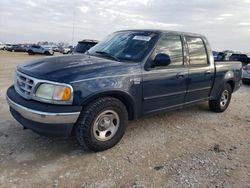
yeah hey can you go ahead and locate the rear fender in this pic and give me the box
[215,71,235,99]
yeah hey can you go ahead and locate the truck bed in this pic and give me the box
[210,61,242,99]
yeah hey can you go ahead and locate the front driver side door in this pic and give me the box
[142,33,188,115]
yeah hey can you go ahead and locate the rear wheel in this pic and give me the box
[75,97,128,151]
[27,50,34,55]
[209,83,232,112]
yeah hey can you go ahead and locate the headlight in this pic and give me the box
[35,83,72,103]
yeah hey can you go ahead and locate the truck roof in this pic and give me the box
[116,29,206,38]
[78,39,99,43]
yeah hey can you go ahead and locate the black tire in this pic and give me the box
[209,83,232,113]
[44,51,50,55]
[242,80,249,85]
[27,50,34,55]
[75,97,128,152]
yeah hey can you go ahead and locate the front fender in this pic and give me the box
[71,74,142,119]
[81,89,138,120]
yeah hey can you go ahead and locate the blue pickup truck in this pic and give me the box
[6,30,242,151]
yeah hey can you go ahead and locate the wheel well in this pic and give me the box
[227,80,235,91]
[82,94,136,121]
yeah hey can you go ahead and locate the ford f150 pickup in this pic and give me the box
[6,30,242,151]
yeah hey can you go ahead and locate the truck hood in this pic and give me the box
[18,55,138,83]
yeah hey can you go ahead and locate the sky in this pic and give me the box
[0,0,250,52]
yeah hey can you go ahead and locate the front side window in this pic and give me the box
[186,36,208,65]
[152,34,184,66]
[88,31,159,62]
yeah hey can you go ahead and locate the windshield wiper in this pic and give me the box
[95,51,120,62]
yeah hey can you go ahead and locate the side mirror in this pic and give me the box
[153,53,171,67]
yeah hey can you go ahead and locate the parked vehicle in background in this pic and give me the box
[213,51,219,60]
[6,29,242,151]
[242,63,250,84]
[52,46,60,52]
[229,54,250,66]
[73,39,98,54]
[27,45,54,55]
[5,44,13,51]
[0,42,6,50]
[48,45,60,52]
[6,44,27,52]
[215,52,233,61]
[60,46,73,54]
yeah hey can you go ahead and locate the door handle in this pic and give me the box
[205,70,211,75]
[176,73,185,79]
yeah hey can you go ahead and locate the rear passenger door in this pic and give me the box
[184,36,215,102]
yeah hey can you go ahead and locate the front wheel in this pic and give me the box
[44,51,50,55]
[27,50,34,55]
[209,83,232,112]
[75,97,128,151]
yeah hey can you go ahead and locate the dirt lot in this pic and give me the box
[0,51,249,188]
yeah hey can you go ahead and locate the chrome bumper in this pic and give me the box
[6,96,80,124]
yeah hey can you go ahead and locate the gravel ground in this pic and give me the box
[0,51,249,188]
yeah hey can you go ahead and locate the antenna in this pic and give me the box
[71,9,76,47]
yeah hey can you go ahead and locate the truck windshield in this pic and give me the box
[88,31,159,62]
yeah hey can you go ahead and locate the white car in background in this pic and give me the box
[5,43,13,50]
[0,42,7,50]
[59,46,73,54]
[242,63,250,84]
[27,45,54,55]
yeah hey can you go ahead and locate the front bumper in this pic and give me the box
[7,86,82,137]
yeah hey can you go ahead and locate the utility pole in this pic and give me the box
[71,9,76,48]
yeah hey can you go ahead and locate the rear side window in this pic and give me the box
[186,36,208,65]
[32,45,40,48]
[153,34,183,66]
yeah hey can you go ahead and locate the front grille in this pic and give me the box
[14,71,35,99]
